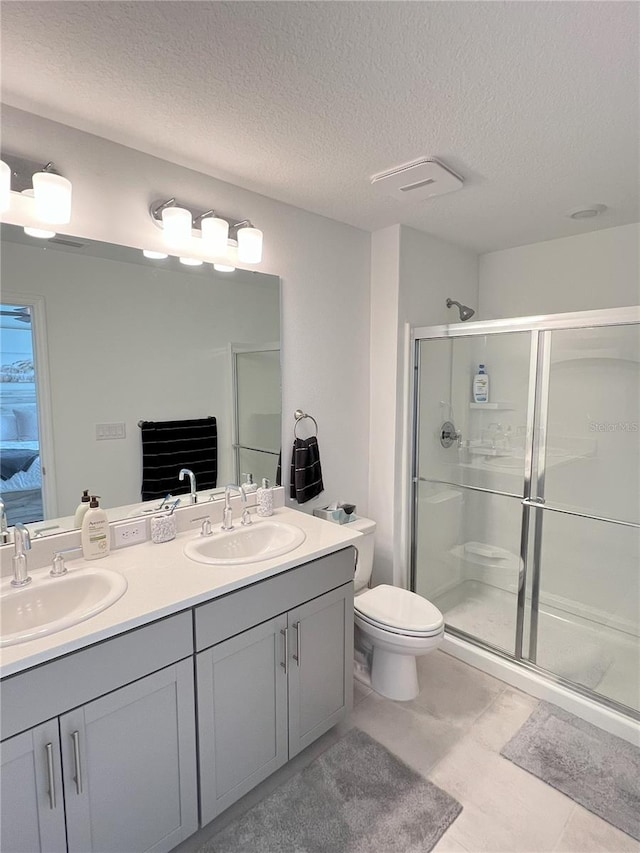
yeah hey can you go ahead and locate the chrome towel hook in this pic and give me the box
[294,409,318,438]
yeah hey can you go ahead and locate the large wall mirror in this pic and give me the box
[0,224,281,538]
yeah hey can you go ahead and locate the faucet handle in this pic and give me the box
[191,515,213,536]
[241,507,253,526]
[51,547,83,577]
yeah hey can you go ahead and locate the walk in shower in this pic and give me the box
[411,306,640,720]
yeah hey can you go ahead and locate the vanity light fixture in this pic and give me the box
[235,220,263,264]
[0,153,73,225]
[149,197,263,267]
[179,257,203,266]
[142,249,169,260]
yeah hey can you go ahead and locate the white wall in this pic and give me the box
[369,225,479,587]
[479,223,640,319]
[1,106,372,515]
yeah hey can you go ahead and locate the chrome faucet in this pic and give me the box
[179,468,197,504]
[222,484,249,531]
[0,499,9,544]
[11,523,32,587]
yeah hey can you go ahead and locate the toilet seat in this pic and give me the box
[354,585,443,637]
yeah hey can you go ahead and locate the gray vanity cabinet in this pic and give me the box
[197,615,290,823]
[195,547,355,825]
[1,611,198,853]
[287,583,353,758]
[0,719,67,853]
[61,659,197,853]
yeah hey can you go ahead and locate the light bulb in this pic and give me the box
[161,206,192,247]
[143,249,169,260]
[237,225,263,264]
[32,171,72,224]
[214,238,237,272]
[24,226,56,239]
[179,257,203,266]
[0,160,10,212]
[201,216,229,255]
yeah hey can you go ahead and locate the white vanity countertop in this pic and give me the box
[0,508,361,679]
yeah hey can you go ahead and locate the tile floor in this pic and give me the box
[177,650,640,853]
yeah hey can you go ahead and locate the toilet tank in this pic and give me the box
[348,516,377,592]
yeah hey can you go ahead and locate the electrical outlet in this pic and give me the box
[113,519,147,548]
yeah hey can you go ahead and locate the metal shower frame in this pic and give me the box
[410,305,640,721]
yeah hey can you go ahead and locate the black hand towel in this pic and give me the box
[290,436,324,504]
[140,416,217,501]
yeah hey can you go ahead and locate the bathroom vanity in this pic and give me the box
[0,507,358,852]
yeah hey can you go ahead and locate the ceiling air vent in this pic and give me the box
[370,158,463,202]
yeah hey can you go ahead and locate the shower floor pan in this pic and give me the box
[433,580,639,713]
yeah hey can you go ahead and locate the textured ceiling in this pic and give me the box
[1,1,638,252]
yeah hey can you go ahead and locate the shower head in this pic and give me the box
[446,298,475,322]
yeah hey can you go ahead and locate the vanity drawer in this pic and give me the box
[195,547,355,652]
[1,611,193,741]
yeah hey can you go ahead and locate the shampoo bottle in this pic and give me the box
[242,473,258,493]
[81,496,111,560]
[74,489,91,528]
[473,364,489,403]
[256,478,273,517]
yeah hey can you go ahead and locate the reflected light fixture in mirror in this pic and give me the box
[180,257,203,266]
[142,249,168,260]
[24,226,56,239]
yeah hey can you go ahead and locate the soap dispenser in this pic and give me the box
[74,489,91,528]
[81,496,111,560]
[256,478,273,517]
[242,473,258,493]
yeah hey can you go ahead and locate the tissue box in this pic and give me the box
[313,506,356,525]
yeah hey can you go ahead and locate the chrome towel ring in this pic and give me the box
[294,409,318,438]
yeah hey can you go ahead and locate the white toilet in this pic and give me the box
[350,517,444,701]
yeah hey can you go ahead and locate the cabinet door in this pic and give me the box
[288,582,353,758]
[61,659,197,853]
[0,719,67,853]
[197,614,288,824]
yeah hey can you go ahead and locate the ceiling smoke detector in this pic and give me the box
[370,158,463,202]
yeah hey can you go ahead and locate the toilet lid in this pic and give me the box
[354,585,443,634]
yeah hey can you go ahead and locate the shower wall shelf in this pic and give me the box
[469,402,514,410]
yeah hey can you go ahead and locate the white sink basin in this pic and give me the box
[0,567,128,647]
[184,520,306,566]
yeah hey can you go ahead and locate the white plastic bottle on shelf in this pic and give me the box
[256,478,273,517]
[81,496,111,559]
[473,364,489,403]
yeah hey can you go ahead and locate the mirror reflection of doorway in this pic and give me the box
[231,344,281,486]
[0,302,45,525]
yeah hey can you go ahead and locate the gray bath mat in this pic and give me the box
[201,728,462,853]
[502,702,640,841]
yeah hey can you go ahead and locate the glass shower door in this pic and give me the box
[524,323,640,713]
[413,331,534,655]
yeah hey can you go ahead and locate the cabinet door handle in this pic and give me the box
[45,742,56,810]
[280,627,289,674]
[71,730,83,795]
[293,621,301,665]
